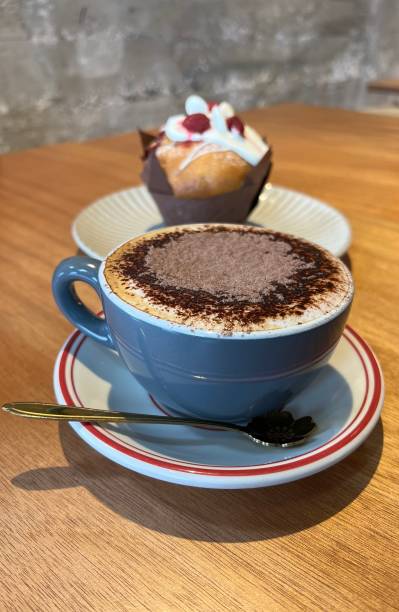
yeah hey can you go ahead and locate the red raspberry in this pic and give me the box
[182,113,210,133]
[227,116,245,136]
[208,101,218,110]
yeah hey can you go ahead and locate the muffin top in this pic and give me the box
[146,95,269,168]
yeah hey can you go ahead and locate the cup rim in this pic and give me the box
[99,258,354,341]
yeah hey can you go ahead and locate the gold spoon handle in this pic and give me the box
[2,402,240,431]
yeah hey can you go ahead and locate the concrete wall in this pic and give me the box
[1,0,398,152]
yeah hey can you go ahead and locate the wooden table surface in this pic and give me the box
[368,78,399,94]
[1,104,399,611]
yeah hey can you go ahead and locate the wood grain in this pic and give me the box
[368,79,399,94]
[1,104,398,611]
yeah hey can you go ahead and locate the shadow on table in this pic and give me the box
[12,418,383,543]
[341,252,352,272]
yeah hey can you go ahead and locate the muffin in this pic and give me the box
[141,95,272,225]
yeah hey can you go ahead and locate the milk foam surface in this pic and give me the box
[104,225,353,334]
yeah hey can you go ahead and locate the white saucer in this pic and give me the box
[53,326,383,489]
[72,184,352,259]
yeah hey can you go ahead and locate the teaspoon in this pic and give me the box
[2,402,316,448]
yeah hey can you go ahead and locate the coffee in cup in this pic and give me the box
[104,225,351,334]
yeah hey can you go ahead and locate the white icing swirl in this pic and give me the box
[163,96,268,166]
[185,95,208,115]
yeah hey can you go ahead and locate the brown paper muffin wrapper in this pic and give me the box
[140,133,272,226]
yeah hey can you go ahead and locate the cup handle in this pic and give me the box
[52,256,115,348]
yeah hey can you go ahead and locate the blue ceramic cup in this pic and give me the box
[52,242,353,424]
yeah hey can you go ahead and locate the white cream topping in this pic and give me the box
[163,95,268,166]
[185,94,208,115]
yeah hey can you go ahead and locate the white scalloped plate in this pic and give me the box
[72,184,351,260]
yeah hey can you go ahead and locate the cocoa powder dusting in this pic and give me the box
[108,227,345,331]
[145,232,311,301]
